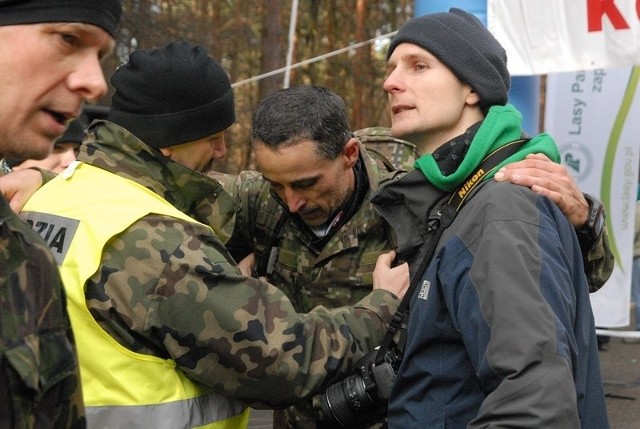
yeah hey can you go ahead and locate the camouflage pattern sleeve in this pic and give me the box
[0,197,85,428]
[34,166,58,184]
[584,226,614,293]
[0,158,11,174]
[207,170,270,262]
[354,127,419,172]
[85,216,399,408]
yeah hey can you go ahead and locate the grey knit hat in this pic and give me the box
[387,8,510,111]
[108,41,236,149]
[0,0,121,38]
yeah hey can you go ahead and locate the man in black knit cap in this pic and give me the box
[0,1,121,428]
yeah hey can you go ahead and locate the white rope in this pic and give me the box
[231,30,398,88]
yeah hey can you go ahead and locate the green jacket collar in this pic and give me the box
[414,104,560,192]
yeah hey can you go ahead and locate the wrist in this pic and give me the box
[575,193,605,252]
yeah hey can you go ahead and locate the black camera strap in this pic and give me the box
[374,138,528,365]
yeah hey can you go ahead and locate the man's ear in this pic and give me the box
[159,147,172,157]
[343,137,360,168]
[465,87,481,107]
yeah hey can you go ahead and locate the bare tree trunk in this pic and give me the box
[259,0,284,100]
[353,0,366,129]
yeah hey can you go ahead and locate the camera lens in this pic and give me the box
[317,348,397,428]
[321,374,374,427]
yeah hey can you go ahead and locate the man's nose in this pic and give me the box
[284,188,305,213]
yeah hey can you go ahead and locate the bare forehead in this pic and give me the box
[255,139,323,164]
[255,140,331,182]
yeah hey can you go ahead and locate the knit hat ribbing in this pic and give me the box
[387,8,510,111]
[56,118,85,145]
[108,41,236,149]
[0,0,121,38]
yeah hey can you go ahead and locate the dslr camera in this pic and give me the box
[317,346,401,428]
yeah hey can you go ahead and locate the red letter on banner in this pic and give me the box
[587,0,630,31]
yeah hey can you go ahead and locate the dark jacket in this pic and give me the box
[374,106,609,428]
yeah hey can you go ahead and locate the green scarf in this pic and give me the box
[414,104,560,192]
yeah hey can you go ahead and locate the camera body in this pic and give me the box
[318,346,400,428]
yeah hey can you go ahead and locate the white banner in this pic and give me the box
[488,0,640,75]
[544,67,640,327]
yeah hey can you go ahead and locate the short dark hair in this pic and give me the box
[251,85,352,160]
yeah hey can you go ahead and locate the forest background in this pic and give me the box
[98,0,415,173]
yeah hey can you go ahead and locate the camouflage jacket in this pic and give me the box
[0,195,85,428]
[213,141,404,428]
[72,121,399,407]
[0,158,11,175]
[353,126,419,172]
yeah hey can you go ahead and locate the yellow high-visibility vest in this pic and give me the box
[23,162,249,429]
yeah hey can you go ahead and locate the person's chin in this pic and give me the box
[391,125,413,141]
[392,121,425,142]
[391,117,415,137]
[199,158,216,174]
[300,212,326,226]
[14,136,55,161]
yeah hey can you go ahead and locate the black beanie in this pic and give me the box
[108,41,236,149]
[0,0,121,38]
[56,118,85,145]
[387,8,510,111]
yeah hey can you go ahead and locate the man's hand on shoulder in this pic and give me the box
[494,153,589,227]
